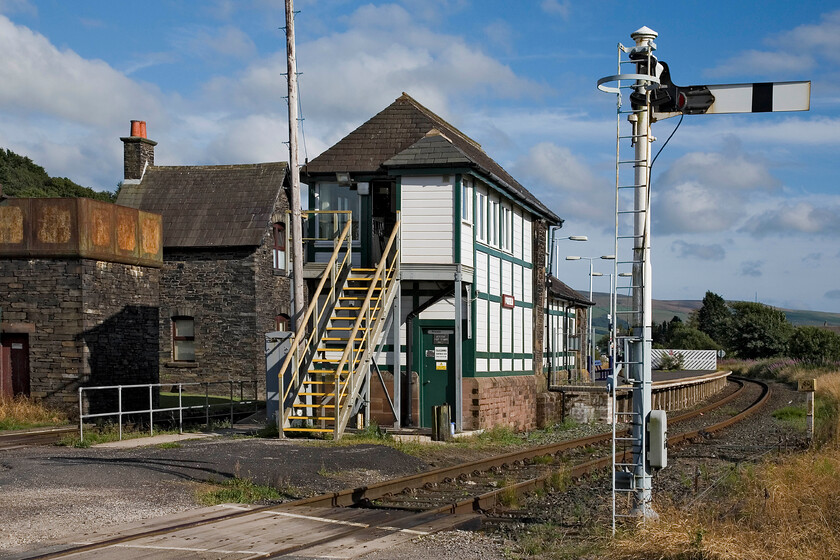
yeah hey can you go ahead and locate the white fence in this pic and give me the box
[651,349,717,371]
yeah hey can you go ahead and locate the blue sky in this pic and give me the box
[1,1,838,312]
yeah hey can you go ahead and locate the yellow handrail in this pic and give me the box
[332,218,401,436]
[278,218,353,412]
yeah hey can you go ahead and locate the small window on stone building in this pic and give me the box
[172,317,196,362]
[272,222,286,272]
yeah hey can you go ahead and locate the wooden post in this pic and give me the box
[285,0,305,329]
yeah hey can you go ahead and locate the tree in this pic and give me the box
[728,301,793,359]
[667,324,719,350]
[788,326,840,364]
[653,315,684,347]
[694,291,732,347]
[0,147,114,201]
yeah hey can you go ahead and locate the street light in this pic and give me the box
[548,229,588,278]
[566,255,616,379]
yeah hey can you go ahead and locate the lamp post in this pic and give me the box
[566,255,615,378]
[546,231,587,383]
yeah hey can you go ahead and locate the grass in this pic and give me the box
[57,423,182,448]
[197,477,296,506]
[605,446,840,559]
[0,396,68,431]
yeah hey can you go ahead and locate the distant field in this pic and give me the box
[587,291,840,338]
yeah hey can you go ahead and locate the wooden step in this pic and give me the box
[293,403,336,409]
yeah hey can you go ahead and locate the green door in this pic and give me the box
[419,327,455,428]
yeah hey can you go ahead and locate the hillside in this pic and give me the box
[0,148,114,202]
[587,291,840,337]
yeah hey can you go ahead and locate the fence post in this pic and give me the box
[149,385,154,436]
[178,384,183,434]
[230,381,234,426]
[205,383,210,428]
[118,386,123,441]
[78,388,84,442]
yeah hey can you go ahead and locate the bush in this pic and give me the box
[729,302,793,359]
[659,352,686,371]
[788,326,840,365]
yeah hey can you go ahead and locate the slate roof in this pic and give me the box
[116,162,287,248]
[303,93,561,224]
[548,275,594,307]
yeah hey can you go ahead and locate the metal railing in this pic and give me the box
[78,380,259,441]
[279,217,354,427]
[332,217,401,438]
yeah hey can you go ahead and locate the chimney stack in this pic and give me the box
[120,120,157,182]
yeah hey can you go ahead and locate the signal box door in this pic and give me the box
[419,327,455,428]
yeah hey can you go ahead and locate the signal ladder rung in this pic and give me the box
[618,135,647,140]
[617,210,646,215]
[615,462,643,468]
[618,159,648,164]
[618,108,649,114]
[617,235,644,239]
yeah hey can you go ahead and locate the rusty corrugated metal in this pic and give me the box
[0,198,162,267]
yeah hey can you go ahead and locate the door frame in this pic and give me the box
[1,332,31,399]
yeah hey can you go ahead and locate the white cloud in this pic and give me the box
[0,0,35,15]
[540,0,570,18]
[706,50,813,78]
[658,149,779,192]
[513,142,613,225]
[174,25,258,61]
[0,15,164,128]
[671,240,726,261]
[740,201,840,237]
[826,289,840,300]
[775,9,840,62]
[741,260,764,277]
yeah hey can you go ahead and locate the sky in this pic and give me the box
[1,0,838,312]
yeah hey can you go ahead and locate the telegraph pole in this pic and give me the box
[285,0,304,328]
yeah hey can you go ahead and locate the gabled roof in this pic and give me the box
[116,162,287,248]
[548,275,593,307]
[303,93,561,224]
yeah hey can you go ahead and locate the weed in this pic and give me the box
[498,478,519,508]
[773,405,807,431]
[198,477,292,506]
[546,468,570,492]
[0,396,68,431]
[532,454,554,465]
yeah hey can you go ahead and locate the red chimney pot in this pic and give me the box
[129,120,147,139]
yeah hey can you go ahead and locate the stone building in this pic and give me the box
[0,196,162,413]
[116,122,291,396]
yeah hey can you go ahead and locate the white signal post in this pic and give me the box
[597,27,810,524]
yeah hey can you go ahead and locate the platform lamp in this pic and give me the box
[546,231,587,383]
[566,255,616,378]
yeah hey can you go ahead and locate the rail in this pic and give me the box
[279,217,354,426]
[77,380,259,441]
[332,217,401,438]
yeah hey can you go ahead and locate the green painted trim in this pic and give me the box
[544,307,575,318]
[465,170,556,223]
[476,244,532,268]
[395,176,401,213]
[454,174,461,264]
[476,292,533,309]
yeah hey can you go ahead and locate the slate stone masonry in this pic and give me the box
[0,257,159,415]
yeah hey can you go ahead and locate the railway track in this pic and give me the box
[0,426,76,451]
[16,376,769,560]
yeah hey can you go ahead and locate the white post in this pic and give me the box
[630,26,656,519]
[588,258,594,376]
[285,0,305,329]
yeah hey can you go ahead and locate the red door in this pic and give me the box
[1,334,30,399]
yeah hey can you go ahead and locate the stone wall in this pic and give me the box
[158,247,263,395]
[0,257,159,414]
[462,375,537,431]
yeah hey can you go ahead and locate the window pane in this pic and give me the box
[174,318,194,338]
[174,340,196,362]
